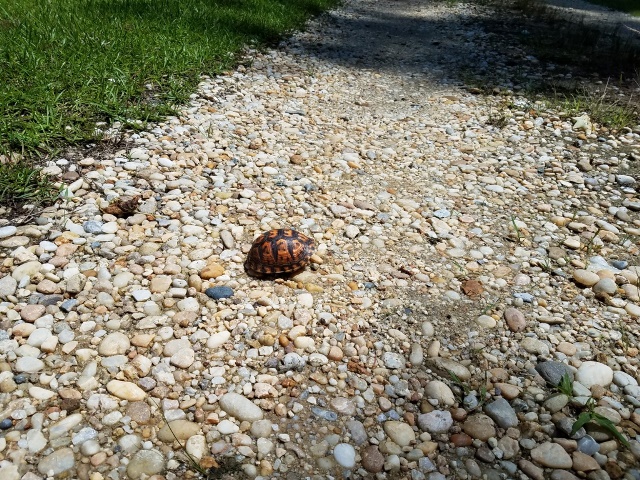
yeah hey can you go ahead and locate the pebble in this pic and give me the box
[205,286,234,300]
[535,361,573,386]
[576,361,613,388]
[106,380,146,401]
[530,442,573,468]
[504,307,526,332]
[383,421,415,447]
[219,393,263,421]
[361,445,385,473]
[126,449,165,479]
[484,398,518,428]
[37,448,75,476]
[573,269,600,287]
[333,443,356,468]
[424,380,456,406]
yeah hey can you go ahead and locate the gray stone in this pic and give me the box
[417,410,453,433]
[484,397,518,428]
[535,361,572,386]
[37,448,75,476]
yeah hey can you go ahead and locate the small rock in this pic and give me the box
[576,361,613,389]
[383,421,415,447]
[219,392,263,421]
[417,410,453,433]
[504,307,526,332]
[361,445,384,473]
[530,442,573,468]
[333,443,356,469]
[205,286,234,300]
[484,398,518,428]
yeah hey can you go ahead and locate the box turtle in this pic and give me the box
[244,229,316,276]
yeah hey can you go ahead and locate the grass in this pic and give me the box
[0,158,60,210]
[0,0,338,156]
[587,0,640,16]
[0,0,337,215]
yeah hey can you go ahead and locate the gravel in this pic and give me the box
[0,0,639,478]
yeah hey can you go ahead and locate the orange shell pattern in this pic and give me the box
[244,229,315,275]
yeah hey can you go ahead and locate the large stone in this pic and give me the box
[423,380,455,406]
[462,414,496,441]
[127,449,166,479]
[157,420,201,442]
[383,421,415,447]
[106,380,146,401]
[575,361,613,389]
[530,442,573,468]
[37,447,75,476]
[219,392,263,421]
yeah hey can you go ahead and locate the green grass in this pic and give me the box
[0,159,60,209]
[0,0,337,155]
[587,0,640,16]
[541,84,638,130]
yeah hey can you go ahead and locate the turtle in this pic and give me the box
[244,228,316,276]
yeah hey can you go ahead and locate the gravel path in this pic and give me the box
[1,0,640,479]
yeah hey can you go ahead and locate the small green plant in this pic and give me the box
[510,215,523,244]
[583,225,603,258]
[479,296,500,316]
[449,371,489,410]
[571,398,631,448]
[0,159,59,210]
[556,373,574,397]
[150,398,242,479]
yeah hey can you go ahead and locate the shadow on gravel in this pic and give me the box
[297,0,640,95]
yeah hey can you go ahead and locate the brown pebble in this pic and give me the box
[450,408,467,422]
[278,335,289,347]
[200,263,225,280]
[504,307,526,332]
[450,433,473,447]
[361,445,384,473]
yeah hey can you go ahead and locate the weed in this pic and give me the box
[510,215,523,244]
[583,225,603,258]
[479,297,500,316]
[546,373,630,448]
[449,371,490,410]
[0,159,59,211]
[150,398,241,479]
[571,398,631,448]
[556,373,574,397]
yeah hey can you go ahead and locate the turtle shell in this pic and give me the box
[244,229,315,276]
